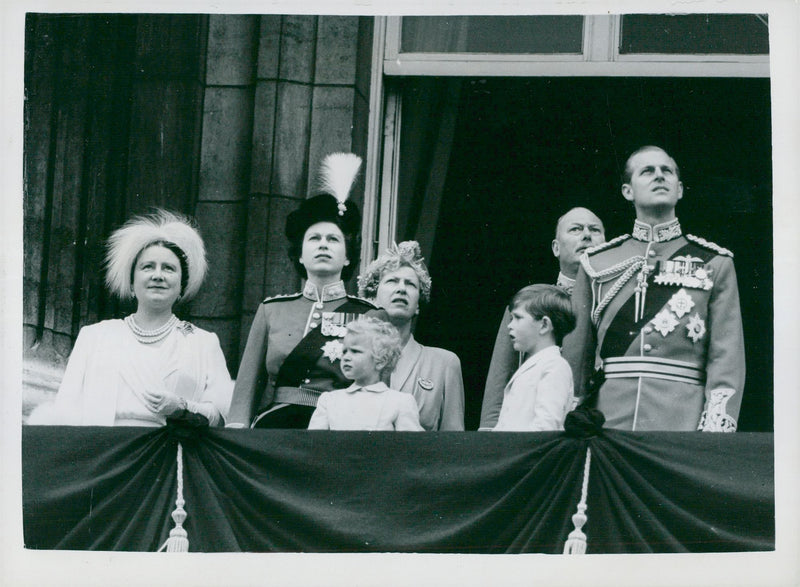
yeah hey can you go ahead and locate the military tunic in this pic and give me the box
[564,219,745,432]
[228,281,375,427]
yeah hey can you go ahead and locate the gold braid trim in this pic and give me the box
[685,234,734,257]
[584,234,631,257]
[591,259,646,325]
[262,292,303,304]
[579,237,646,326]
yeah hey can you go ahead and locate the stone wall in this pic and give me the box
[23,14,207,368]
[22,14,374,408]
[191,14,373,374]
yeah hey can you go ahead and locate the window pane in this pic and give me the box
[400,16,584,54]
[620,14,769,54]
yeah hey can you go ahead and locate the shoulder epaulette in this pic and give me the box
[262,292,302,304]
[685,234,733,257]
[586,234,631,256]
[346,294,377,307]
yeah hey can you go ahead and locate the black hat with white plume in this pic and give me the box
[285,153,363,280]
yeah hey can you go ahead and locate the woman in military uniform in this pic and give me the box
[227,154,376,428]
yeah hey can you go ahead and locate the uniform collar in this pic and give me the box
[303,280,347,302]
[556,272,575,295]
[344,381,389,394]
[631,218,682,243]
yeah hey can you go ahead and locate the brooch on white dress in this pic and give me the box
[416,378,434,391]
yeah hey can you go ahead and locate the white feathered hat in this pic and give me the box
[105,209,207,301]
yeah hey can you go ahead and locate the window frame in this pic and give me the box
[361,15,770,266]
[383,15,769,77]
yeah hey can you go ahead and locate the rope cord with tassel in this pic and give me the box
[590,259,645,325]
[563,446,592,555]
[580,252,646,325]
[158,442,189,552]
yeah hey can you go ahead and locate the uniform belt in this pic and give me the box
[602,356,706,385]
[274,386,325,407]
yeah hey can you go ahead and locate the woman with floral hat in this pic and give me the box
[358,241,465,430]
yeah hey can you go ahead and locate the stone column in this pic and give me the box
[236,15,371,371]
[190,15,259,372]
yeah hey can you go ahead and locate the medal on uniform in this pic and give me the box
[651,308,679,336]
[320,311,360,362]
[321,312,357,337]
[667,288,695,318]
[686,313,707,343]
[653,255,713,290]
[321,339,344,362]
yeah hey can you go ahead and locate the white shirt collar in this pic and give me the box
[518,344,561,370]
[344,381,389,394]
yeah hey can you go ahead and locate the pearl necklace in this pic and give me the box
[125,314,179,344]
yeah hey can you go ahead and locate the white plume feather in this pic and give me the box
[318,153,362,204]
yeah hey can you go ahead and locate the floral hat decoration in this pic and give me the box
[357,241,432,303]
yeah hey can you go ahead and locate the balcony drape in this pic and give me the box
[22,426,773,553]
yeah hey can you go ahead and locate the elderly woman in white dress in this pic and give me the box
[358,241,465,430]
[30,210,232,427]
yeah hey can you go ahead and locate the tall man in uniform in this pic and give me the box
[478,207,605,430]
[563,146,745,431]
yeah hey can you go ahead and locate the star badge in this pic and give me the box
[651,309,679,337]
[686,313,706,343]
[321,339,344,363]
[667,288,695,318]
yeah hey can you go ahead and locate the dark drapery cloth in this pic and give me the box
[22,426,774,553]
[586,432,773,553]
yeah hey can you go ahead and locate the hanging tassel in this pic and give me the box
[563,447,592,555]
[158,442,189,552]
